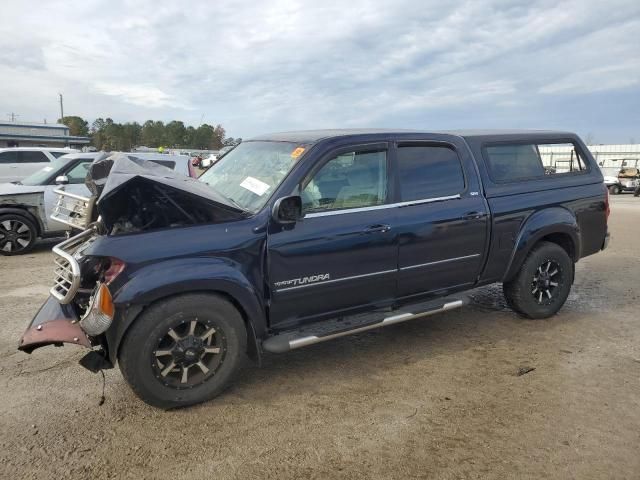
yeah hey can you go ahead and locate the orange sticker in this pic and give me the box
[291,147,305,159]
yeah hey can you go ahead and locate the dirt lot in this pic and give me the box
[1,196,639,479]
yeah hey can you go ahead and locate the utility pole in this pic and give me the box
[7,113,18,122]
[59,93,64,121]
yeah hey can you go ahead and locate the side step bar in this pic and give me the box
[262,299,466,354]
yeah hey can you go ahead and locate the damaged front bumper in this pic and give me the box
[18,296,91,353]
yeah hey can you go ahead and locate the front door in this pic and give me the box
[394,141,489,299]
[267,143,398,329]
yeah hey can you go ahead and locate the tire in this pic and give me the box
[0,213,38,255]
[119,293,247,409]
[503,241,574,319]
[608,184,621,195]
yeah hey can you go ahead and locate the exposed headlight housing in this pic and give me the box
[79,283,115,336]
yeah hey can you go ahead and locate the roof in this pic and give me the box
[249,128,577,144]
[0,133,91,144]
[0,146,78,152]
[0,122,68,130]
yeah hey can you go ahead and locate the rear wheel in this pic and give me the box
[119,293,247,409]
[0,213,37,255]
[503,241,574,319]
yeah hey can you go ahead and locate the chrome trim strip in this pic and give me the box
[287,300,464,350]
[275,269,396,292]
[400,253,481,271]
[304,194,461,218]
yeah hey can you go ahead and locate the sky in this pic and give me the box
[1,0,639,143]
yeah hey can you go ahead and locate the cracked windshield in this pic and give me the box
[199,141,305,213]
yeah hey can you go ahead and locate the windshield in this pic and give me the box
[199,141,306,212]
[20,155,73,186]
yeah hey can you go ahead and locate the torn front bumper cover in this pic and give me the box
[18,296,91,353]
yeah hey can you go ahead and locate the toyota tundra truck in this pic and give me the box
[18,129,610,408]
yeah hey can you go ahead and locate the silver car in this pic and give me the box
[0,147,79,183]
[0,153,94,255]
[0,152,195,255]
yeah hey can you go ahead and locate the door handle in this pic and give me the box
[363,224,391,234]
[461,211,486,220]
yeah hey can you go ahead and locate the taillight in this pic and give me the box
[103,257,125,284]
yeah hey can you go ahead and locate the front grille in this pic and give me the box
[51,229,95,304]
[50,188,96,231]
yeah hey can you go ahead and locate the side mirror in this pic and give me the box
[55,175,69,185]
[272,195,302,224]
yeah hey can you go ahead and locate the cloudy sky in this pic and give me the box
[1,0,639,142]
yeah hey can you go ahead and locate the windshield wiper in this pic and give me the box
[224,196,248,212]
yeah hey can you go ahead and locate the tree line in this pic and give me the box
[59,116,241,151]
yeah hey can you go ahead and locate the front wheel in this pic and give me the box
[0,213,37,255]
[608,184,621,195]
[119,293,247,409]
[503,241,574,319]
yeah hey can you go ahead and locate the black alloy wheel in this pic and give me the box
[119,293,246,409]
[503,241,574,319]
[530,260,563,305]
[0,214,37,255]
[153,318,227,389]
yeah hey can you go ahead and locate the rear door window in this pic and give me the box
[396,145,465,201]
[0,151,19,164]
[485,142,588,182]
[18,151,49,163]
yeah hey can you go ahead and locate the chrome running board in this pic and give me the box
[262,298,466,353]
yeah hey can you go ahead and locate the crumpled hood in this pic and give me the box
[88,153,237,208]
[87,153,247,234]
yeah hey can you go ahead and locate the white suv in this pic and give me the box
[0,147,78,183]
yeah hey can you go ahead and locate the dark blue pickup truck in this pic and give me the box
[19,129,610,408]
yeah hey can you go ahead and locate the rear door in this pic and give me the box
[0,151,20,182]
[17,151,51,179]
[394,139,489,299]
[267,142,398,328]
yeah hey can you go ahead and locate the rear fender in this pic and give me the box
[106,258,266,365]
[502,207,580,282]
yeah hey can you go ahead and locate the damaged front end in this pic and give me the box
[19,153,248,370]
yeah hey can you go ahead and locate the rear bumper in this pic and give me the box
[602,231,610,251]
[18,296,91,353]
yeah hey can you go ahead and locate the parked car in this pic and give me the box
[19,129,609,408]
[200,154,217,168]
[0,152,195,254]
[0,153,94,254]
[128,152,197,178]
[605,167,640,194]
[0,147,79,183]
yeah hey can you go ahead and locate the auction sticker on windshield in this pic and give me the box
[240,176,270,196]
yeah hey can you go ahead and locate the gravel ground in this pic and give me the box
[1,196,639,479]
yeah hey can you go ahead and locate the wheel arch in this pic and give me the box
[0,206,43,236]
[502,207,580,283]
[105,262,267,364]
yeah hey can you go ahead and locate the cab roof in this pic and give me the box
[249,129,577,144]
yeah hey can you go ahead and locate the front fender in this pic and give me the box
[503,207,580,282]
[105,257,266,364]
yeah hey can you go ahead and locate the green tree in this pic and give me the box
[165,121,187,147]
[58,116,89,136]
